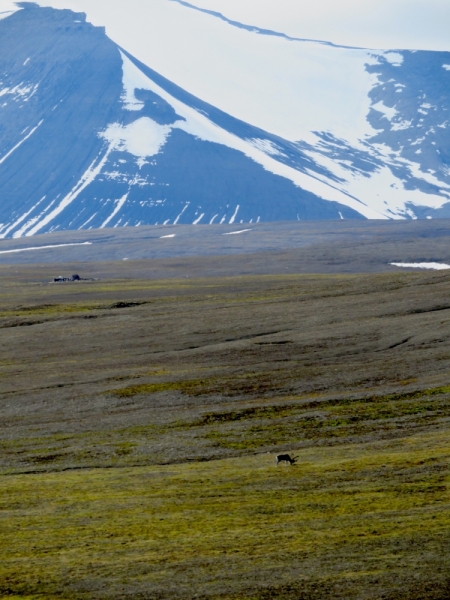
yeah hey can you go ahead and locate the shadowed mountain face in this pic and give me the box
[0,3,450,238]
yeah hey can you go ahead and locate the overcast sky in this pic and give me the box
[185,0,450,51]
[1,0,449,51]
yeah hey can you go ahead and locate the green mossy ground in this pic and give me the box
[1,430,449,599]
[2,270,450,597]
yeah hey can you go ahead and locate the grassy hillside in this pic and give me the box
[1,267,450,598]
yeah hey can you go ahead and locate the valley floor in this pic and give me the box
[1,265,449,598]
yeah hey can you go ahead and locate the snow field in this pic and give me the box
[36,0,380,143]
[117,53,386,219]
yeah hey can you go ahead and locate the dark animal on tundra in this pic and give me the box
[276,454,298,466]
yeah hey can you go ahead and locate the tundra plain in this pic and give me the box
[1,253,450,598]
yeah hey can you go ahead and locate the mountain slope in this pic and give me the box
[0,2,449,237]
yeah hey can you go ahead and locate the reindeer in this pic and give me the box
[276,453,298,466]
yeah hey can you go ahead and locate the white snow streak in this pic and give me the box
[173,203,190,224]
[0,120,43,165]
[0,83,39,101]
[223,229,252,235]
[79,212,98,229]
[24,145,114,236]
[121,58,145,110]
[391,262,450,270]
[247,138,285,157]
[229,205,240,224]
[0,196,46,239]
[193,213,205,224]
[12,198,59,238]
[0,242,92,255]
[101,193,129,228]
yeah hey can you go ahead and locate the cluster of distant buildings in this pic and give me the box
[53,274,81,283]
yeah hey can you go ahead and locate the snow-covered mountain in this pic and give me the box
[0,1,450,237]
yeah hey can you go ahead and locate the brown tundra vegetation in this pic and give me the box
[0,256,449,599]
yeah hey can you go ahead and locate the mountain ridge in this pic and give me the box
[0,2,449,237]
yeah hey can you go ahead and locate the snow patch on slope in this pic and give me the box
[246,138,286,157]
[391,262,450,270]
[372,101,398,121]
[101,118,173,166]
[223,229,252,235]
[384,52,403,66]
[302,140,450,217]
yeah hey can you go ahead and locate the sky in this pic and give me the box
[1,0,449,51]
[185,0,450,51]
